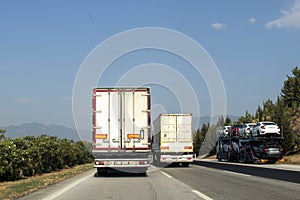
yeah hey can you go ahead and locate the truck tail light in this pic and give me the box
[187,157,192,160]
[95,134,108,139]
[139,161,148,165]
[95,161,105,165]
[127,134,140,139]
[184,146,193,149]
[161,146,169,150]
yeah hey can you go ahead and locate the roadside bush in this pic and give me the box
[0,135,93,181]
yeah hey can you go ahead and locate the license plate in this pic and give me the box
[269,149,279,154]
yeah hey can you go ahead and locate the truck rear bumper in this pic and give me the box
[160,154,193,163]
[94,158,150,168]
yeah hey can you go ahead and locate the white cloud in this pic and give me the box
[248,18,256,24]
[265,0,300,29]
[211,23,226,30]
[13,98,43,103]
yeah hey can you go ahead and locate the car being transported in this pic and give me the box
[239,123,256,137]
[251,122,280,137]
[219,126,231,137]
[249,138,284,163]
[230,124,244,137]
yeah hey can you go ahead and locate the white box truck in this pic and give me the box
[92,88,151,175]
[152,114,194,167]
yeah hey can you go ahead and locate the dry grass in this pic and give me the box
[284,153,300,164]
[0,163,93,200]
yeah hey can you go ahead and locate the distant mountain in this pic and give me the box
[1,115,239,140]
[1,122,91,141]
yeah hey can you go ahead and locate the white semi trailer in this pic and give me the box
[92,88,151,175]
[152,114,194,167]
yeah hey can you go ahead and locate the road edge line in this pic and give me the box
[42,171,94,200]
[192,190,214,200]
[161,171,172,178]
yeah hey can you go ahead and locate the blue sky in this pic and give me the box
[1,0,300,129]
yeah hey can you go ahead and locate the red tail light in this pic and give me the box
[264,147,268,152]
[139,161,148,165]
[280,147,283,152]
[261,126,265,129]
[95,161,105,165]
[247,128,250,130]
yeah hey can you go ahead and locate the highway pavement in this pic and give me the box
[18,161,300,200]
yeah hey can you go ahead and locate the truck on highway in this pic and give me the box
[216,126,284,164]
[152,114,194,167]
[92,88,151,175]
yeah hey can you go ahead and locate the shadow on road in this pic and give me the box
[93,169,147,178]
[193,160,300,184]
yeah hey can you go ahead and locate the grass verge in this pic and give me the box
[0,163,93,200]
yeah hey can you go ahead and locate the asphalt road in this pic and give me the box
[18,163,300,200]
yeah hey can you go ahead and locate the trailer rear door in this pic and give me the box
[93,88,150,151]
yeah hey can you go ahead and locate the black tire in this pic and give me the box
[244,154,249,163]
[227,152,231,162]
[153,154,157,166]
[217,153,221,161]
[97,168,107,176]
[237,152,243,162]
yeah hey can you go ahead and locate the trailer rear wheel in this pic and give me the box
[97,168,107,176]
[217,153,222,161]
[227,152,232,161]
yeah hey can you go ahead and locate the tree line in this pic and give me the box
[194,66,300,156]
[0,134,93,181]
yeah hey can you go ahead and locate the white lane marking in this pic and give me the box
[161,171,172,178]
[192,190,214,200]
[222,170,251,177]
[42,171,94,200]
